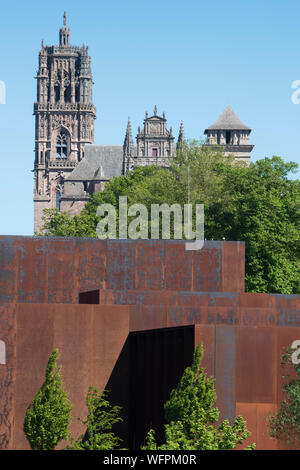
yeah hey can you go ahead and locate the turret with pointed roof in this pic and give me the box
[204,106,254,165]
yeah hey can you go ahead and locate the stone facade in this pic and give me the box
[123,106,176,173]
[33,13,96,233]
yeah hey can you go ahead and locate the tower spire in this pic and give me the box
[124,117,133,154]
[59,12,70,47]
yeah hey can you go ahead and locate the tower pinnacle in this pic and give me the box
[59,12,70,47]
[177,121,185,148]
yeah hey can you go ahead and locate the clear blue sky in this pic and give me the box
[0,0,299,235]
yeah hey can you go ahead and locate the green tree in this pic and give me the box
[141,343,255,450]
[23,349,72,450]
[67,387,123,450]
[266,345,300,448]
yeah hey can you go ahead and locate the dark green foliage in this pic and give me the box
[23,349,72,450]
[266,346,300,447]
[141,343,255,450]
[67,387,123,450]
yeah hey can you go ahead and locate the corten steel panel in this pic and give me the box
[47,238,76,303]
[106,240,136,291]
[0,237,17,304]
[254,328,276,403]
[240,293,270,309]
[100,289,176,307]
[236,326,300,406]
[16,238,47,304]
[75,238,107,295]
[12,303,130,450]
[0,303,16,449]
[236,327,258,403]
[129,305,169,332]
[192,243,222,292]
[135,240,165,290]
[222,242,245,293]
[164,242,193,290]
[240,294,300,327]
[167,306,239,327]
[194,325,216,378]
[240,307,274,327]
[90,289,241,309]
[268,293,300,312]
[215,326,236,423]
[177,291,210,307]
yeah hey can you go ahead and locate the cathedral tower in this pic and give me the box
[33,13,96,233]
[204,106,253,165]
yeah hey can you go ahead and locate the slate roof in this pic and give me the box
[66,145,124,181]
[204,106,251,132]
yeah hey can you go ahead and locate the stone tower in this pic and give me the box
[33,13,96,233]
[204,105,254,165]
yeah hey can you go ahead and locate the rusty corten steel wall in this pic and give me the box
[0,236,299,450]
[0,237,245,304]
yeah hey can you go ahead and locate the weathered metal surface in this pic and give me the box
[0,237,246,304]
[215,326,236,423]
[0,302,16,449]
[0,236,299,450]
[222,242,245,293]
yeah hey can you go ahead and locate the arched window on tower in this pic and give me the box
[56,132,68,158]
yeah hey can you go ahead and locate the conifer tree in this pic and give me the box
[23,349,72,450]
[142,343,255,450]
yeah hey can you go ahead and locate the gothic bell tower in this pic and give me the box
[33,13,96,233]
